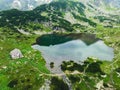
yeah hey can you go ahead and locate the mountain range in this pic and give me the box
[0,0,120,11]
[0,0,52,11]
[0,0,119,33]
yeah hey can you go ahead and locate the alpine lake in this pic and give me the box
[32,33,114,73]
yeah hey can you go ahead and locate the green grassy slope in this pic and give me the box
[0,27,50,90]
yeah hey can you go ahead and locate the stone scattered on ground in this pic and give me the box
[96,80,104,90]
[10,48,23,59]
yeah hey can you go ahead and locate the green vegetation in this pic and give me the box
[0,0,120,90]
[0,24,120,89]
[0,27,49,90]
[50,77,69,90]
[94,16,116,23]
[36,33,99,46]
[50,62,54,68]
[72,13,97,27]
[0,0,97,32]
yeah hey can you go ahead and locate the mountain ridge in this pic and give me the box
[0,0,120,11]
[0,0,119,33]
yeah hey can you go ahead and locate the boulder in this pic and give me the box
[10,48,23,59]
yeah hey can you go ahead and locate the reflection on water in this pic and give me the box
[32,39,114,72]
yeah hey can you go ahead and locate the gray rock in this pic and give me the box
[10,48,23,59]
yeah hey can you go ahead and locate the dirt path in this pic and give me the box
[39,70,82,77]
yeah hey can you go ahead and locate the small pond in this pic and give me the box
[32,33,114,73]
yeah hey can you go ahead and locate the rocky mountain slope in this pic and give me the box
[84,0,120,9]
[0,0,52,11]
[0,0,120,11]
[0,0,119,33]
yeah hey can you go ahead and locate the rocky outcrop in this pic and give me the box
[10,48,23,59]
